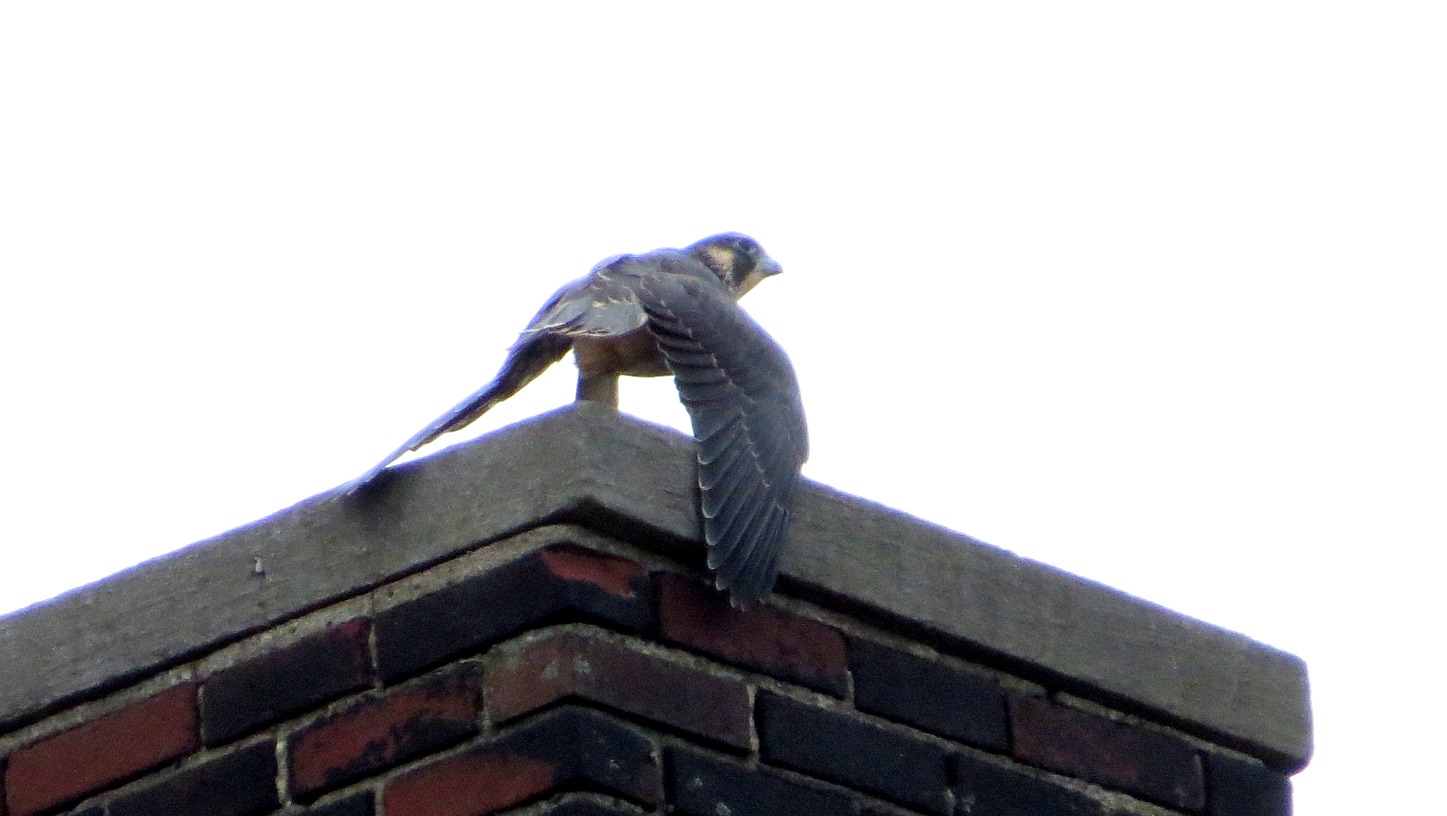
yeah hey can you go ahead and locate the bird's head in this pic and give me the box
[686,232,782,297]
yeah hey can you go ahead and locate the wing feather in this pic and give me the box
[522,256,653,339]
[694,412,743,456]
[732,506,791,602]
[637,272,808,605]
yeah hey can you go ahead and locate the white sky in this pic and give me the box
[3,4,1443,812]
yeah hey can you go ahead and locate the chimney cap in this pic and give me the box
[0,402,1310,769]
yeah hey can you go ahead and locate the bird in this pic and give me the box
[346,233,808,605]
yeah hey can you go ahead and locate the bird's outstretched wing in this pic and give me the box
[637,273,808,605]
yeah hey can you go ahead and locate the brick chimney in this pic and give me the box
[0,403,1310,816]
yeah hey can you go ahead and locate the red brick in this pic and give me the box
[385,751,558,816]
[537,548,648,598]
[657,573,849,696]
[1011,696,1204,811]
[486,627,752,750]
[5,684,198,816]
[288,665,481,798]
[203,618,375,744]
[383,706,661,816]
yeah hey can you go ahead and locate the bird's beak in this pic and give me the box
[734,254,783,298]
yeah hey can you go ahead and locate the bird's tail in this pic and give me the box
[345,333,571,493]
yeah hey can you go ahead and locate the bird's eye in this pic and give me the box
[734,236,758,255]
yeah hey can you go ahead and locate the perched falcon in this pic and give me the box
[347,233,808,605]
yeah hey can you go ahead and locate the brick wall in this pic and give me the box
[0,407,1308,816]
[1,528,1292,816]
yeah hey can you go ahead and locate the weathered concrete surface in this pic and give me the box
[0,403,1311,770]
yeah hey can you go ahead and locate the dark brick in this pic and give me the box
[376,547,652,682]
[486,627,751,750]
[305,790,374,816]
[756,691,951,814]
[858,807,933,816]
[5,684,198,816]
[1205,753,1291,816]
[527,795,643,815]
[953,752,1104,816]
[668,746,854,816]
[289,664,480,798]
[657,573,850,696]
[108,740,278,816]
[851,637,1007,751]
[383,706,662,816]
[1011,696,1204,811]
[203,618,374,744]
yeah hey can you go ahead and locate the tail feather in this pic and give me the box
[345,333,570,493]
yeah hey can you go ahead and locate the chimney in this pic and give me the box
[0,403,1309,816]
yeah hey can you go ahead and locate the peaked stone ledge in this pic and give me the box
[0,403,1311,770]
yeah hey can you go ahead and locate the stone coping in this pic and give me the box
[0,403,1311,769]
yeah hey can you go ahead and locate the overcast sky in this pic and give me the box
[3,4,1443,813]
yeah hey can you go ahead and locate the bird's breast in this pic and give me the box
[573,328,672,378]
